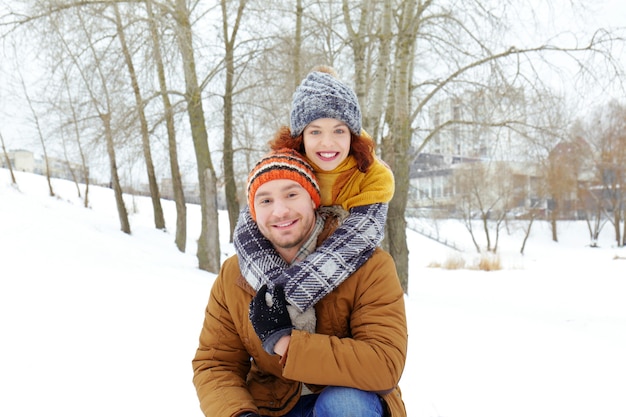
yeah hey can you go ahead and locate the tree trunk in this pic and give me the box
[342,0,367,111]
[221,0,245,243]
[103,112,131,234]
[613,209,621,247]
[382,28,414,292]
[622,207,626,247]
[114,3,165,231]
[520,215,535,255]
[293,0,303,86]
[73,7,130,234]
[366,0,391,142]
[0,131,17,185]
[381,0,422,293]
[482,214,492,252]
[175,0,220,272]
[60,128,82,198]
[60,66,90,207]
[19,69,54,197]
[146,0,186,251]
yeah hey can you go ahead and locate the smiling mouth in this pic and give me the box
[318,152,339,160]
[273,219,297,228]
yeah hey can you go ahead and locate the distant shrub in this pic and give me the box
[429,252,502,271]
[427,253,466,269]
[474,253,502,271]
[442,253,466,270]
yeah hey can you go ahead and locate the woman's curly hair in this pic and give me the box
[268,125,375,173]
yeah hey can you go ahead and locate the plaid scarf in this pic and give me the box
[234,203,386,312]
[291,213,326,265]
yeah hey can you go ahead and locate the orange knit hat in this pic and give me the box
[247,148,321,220]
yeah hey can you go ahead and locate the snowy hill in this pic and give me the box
[2,168,625,417]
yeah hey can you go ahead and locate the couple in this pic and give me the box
[192,67,408,417]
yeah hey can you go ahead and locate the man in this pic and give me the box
[192,148,407,417]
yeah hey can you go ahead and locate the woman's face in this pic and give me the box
[302,118,351,171]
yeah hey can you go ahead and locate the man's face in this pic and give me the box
[253,179,317,261]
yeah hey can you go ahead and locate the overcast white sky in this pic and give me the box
[0,1,624,154]
[598,0,626,27]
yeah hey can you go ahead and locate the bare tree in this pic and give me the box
[379,0,423,292]
[59,65,91,208]
[53,5,131,234]
[172,0,220,272]
[16,60,54,197]
[145,0,187,252]
[341,0,370,110]
[293,0,303,85]
[568,118,607,247]
[547,137,587,240]
[58,115,83,199]
[597,101,626,247]
[578,181,607,248]
[0,130,17,185]
[365,0,391,144]
[341,0,392,146]
[515,92,575,243]
[220,0,246,242]
[112,2,165,230]
[451,161,519,253]
[577,100,626,247]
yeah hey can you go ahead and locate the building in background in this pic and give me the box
[1,149,88,183]
[409,87,545,218]
[2,149,35,172]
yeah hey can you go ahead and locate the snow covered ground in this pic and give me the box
[2,168,625,417]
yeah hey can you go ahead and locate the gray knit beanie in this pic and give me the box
[290,68,362,138]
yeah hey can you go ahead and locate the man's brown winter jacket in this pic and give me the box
[192,245,407,417]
